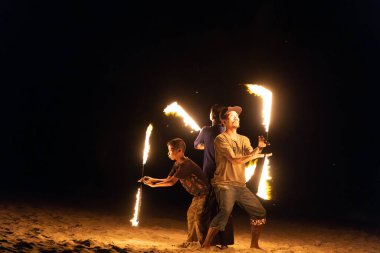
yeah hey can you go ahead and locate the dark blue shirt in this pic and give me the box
[194,124,225,181]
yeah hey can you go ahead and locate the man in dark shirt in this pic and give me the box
[139,138,209,248]
[194,104,226,180]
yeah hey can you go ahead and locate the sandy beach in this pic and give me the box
[1,200,379,253]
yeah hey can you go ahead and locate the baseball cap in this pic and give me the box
[219,106,242,120]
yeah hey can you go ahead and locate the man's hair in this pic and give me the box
[167,138,186,153]
[210,104,223,123]
[219,106,229,121]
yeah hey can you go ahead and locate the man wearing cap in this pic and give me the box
[202,106,267,249]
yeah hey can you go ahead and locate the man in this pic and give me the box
[194,104,226,181]
[194,104,234,249]
[202,106,267,249]
[139,138,209,248]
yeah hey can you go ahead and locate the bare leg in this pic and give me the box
[201,227,219,249]
[250,224,264,249]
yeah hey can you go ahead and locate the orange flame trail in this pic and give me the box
[245,160,258,182]
[130,124,153,227]
[245,84,273,200]
[142,124,153,166]
[130,188,141,227]
[257,156,272,199]
[164,102,201,132]
[245,84,272,133]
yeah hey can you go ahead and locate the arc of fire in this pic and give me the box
[163,101,201,132]
[130,124,153,227]
[245,84,273,200]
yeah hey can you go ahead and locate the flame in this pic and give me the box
[245,160,257,182]
[257,156,272,200]
[245,84,273,200]
[245,84,272,133]
[163,102,201,132]
[130,187,141,226]
[131,124,152,227]
[143,124,153,165]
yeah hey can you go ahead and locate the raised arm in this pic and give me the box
[194,127,205,150]
[238,135,267,163]
[215,135,266,165]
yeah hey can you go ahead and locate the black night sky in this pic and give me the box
[1,1,380,226]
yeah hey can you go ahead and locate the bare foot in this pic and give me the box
[250,244,266,251]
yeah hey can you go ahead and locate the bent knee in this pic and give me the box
[249,207,266,219]
[257,207,266,218]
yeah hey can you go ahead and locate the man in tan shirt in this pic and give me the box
[202,106,267,249]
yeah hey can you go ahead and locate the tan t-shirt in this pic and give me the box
[212,132,254,187]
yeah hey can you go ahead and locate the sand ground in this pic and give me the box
[0,202,379,253]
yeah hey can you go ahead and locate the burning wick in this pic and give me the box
[130,187,141,226]
[163,101,201,132]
